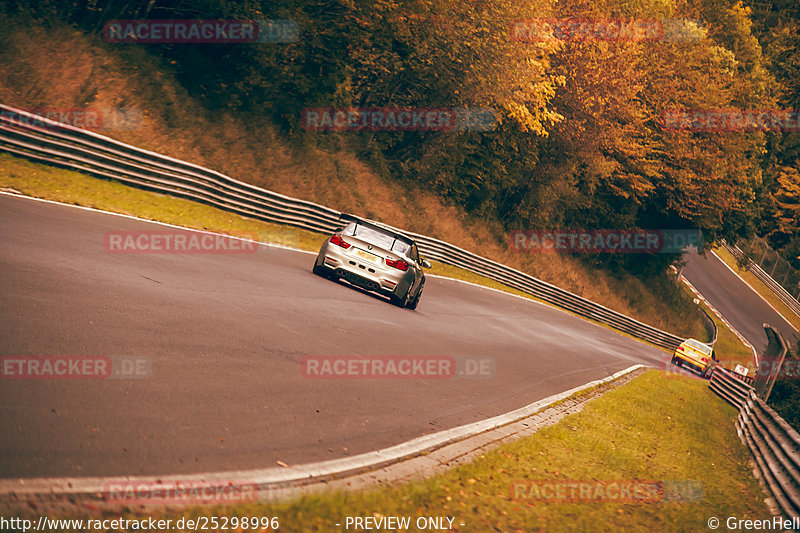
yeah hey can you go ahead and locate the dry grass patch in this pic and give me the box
[0,15,705,338]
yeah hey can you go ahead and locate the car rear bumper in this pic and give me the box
[673,352,710,371]
[315,242,413,296]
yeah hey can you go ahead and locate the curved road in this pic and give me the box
[0,194,668,479]
[682,250,799,354]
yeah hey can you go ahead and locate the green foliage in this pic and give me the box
[3,0,795,280]
[741,0,800,268]
[768,344,800,430]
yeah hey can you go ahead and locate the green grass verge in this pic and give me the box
[0,152,673,353]
[28,371,770,532]
[0,153,331,252]
[180,372,772,532]
[713,246,800,333]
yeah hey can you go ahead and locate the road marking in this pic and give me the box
[709,249,798,333]
[0,190,315,255]
[680,275,758,367]
[0,364,646,499]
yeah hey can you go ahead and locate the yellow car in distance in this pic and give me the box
[672,338,717,378]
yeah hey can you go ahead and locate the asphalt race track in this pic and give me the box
[1,193,669,479]
[682,250,799,354]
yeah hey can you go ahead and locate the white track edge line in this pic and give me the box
[0,364,646,496]
[0,190,316,255]
[1,190,629,330]
[710,249,799,333]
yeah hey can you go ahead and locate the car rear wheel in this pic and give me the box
[313,263,331,277]
[390,286,416,308]
[407,282,424,310]
[389,293,407,307]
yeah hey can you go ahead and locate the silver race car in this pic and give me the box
[313,214,431,309]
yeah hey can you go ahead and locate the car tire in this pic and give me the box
[313,263,330,277]
[407,282,424,310]
[390,288,412,308]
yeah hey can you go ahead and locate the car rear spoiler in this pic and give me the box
[338,213,414,246]
[338,213,361,233]
[339,213,360,223]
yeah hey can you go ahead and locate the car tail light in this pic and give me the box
[385,258,409,271]
[701,357,708,363]
[677,346,684,351]
[330,235,351,249]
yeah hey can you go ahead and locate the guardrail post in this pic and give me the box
[759,325,789,403]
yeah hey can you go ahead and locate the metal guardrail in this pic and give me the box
[710,362,800,521]
[700,307,718,346]
[720,240,800,320]
[739,390,800,521]
[709,366,754,409]
[0,104,686,350]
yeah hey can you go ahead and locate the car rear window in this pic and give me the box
[686,339,712,355]
[347,223,410,254]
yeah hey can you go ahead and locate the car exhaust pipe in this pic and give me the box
[333,270,378,290]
